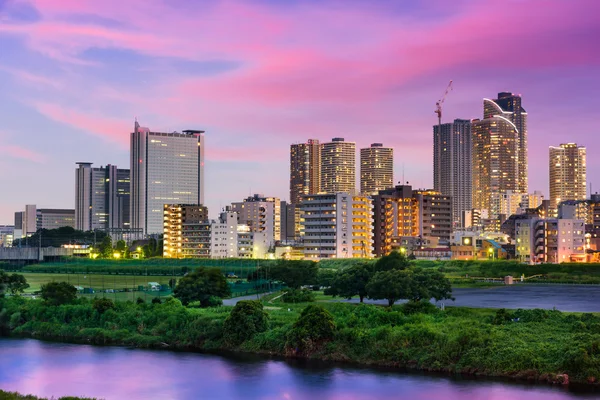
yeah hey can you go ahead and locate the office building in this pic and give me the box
[360,143,393,194]
[549,143,586,210]
[300,193,373,259]
[433,119,472,227]
[130,120,205,235]
[0,225,14,247]
[75,162,130,232]
[231,194,281,244]
[290,139,321,205]
[472,98,520,220]
[13,212,24,239]
[36,209,75,230]
[321,138,356,194]
[163,204,210,258]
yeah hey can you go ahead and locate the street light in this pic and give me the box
[488,247,494,260]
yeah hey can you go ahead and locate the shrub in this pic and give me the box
[40,282,77,306]
[151,297,162,305]
[282,289,315,303]
[223,300,269,346]
[286,305,336,355]
[492,308,512,325]
[205,296,223,307]
[92,298,115,314]
[400,301,439,315]
[136,297,144,305]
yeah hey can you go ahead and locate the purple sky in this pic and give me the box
[0,0,599,223]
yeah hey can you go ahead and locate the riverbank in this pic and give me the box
[1,296,599,387]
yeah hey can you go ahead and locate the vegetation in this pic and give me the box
[223,300,268,346]
[281,288,315,303]
[0,390,97,400]
[366,269,414,307]
[0,272,30,296]
[325,263,371,302]
[40,282,77,306]
[11,226,108,248]
[2,295,599,385]
[173,268,231,307]
[267,260,319,289]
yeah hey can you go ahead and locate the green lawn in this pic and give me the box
[20,272,174,293]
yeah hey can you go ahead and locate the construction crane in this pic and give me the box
[434,80,453,192]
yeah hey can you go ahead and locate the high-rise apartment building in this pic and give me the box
[472,98,520,219]
[360,143,393,194]
[130,121,205,235]
[549,143,586,210]
[75,162,130,232]
[231,194,281,244]
[35,208,75,230]
[433,119,472,227]
[300,193,373,259]
[290,139,321,204]
[493,92,528,193]
[321,138,356,194]
[163,204,210,258]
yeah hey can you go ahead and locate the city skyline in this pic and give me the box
[1,0,600,223]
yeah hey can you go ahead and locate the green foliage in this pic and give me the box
[316,268,337,288]
[92,298,115,314]
[40,281,77,306]
[11,227,108,249]
[97,236,113,258]
[411,269,453,302]
[151,297,162,304]
[223,300,269,346]
[400,300,439,315]
[0,390,98,400]
[373,251,410,272]
[493,308,512,325]
[136,297,144,304]
[0,272,30,296]
[286,305,336,355]
[173,268,230,306]
[269,260,318,289]
[327,263,372,302]
[366,269,413,307]
[282,288,315,303]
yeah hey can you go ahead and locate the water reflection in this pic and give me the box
[0,339,596,400]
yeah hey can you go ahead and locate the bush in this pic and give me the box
[92,298,115,314]
[223,301,269,346]
[282,289,315,303]
[136,297,144,304]
[400,301,438,315]
[151,297,162,305]
[40,282,77,306]
[492,308,512,325]
[286,305,336,355]
[205,296,223,307]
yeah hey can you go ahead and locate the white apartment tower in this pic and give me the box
[130,121,205,235]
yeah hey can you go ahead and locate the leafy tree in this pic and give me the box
[286,305,336,355]
[327,263,372,303]
[115,240,127,253]
[0,270,7,297]
[40,282,77,306]
[92,298,115,314]
[173,268,231,307]
[97,236,113,258]
[410,269,453,302]
[373,251,410,272]
[151,297,162,304]
[6,274,30,295]
[366,269,414,307]
[12,226,109,248]
[223,300,269,346]
[136,297,145,305]
[168,278,177,289]
[282,288,315,303]
[316,268,337,288]
[269,260,318,289]
[493,308,513,325]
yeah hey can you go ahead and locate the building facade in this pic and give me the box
[320,138,356,194]
[0,225,14,247]
[36,209,75,230]
[231,194,281,244]
[75,162,130,232]
[163,204,210,258]
[290,139,321,205]
[300,193,373,259]
[360,143,393,194]
[549,143,586,211]
[472,98,519,221]
[433,119,472,228]
[130,121,205,235]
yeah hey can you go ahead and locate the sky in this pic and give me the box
[0,0,599,223]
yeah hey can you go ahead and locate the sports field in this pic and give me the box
[20,273,174,293]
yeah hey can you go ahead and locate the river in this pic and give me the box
[0,339,597,400]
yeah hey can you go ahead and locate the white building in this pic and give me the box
[130,121,205,235]
[210,210,269,259]
[300,192,373,259]
[515,217,585,264]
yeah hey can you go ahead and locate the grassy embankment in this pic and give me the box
[2,295,599,385]
[0,390,96,400]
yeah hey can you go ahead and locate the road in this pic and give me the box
[227,285,600,312]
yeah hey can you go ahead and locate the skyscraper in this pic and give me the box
[493,92,528,193]
[433,119,472,227]
[75,162,130,231]
[290,139,321,205]
[549,143,587,210]
[321,138,356,194]
[130,121,205,235]
[360,143,393,194]
[472,99,519,219]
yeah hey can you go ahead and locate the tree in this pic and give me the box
[373,251,410,272]
[173,268,231,306]
[168,278,177,290]
[366,269,414,307]
[7,274,29,295]
[269,260,318,289]
[223,300,269,346]
[115,240,127,253]
[0,271,7,297]
[40,282,77,306]
[93,298,115,314]
[411,269,453,302]
[327,263,372,303]
[97,236,113,258]
[286,305,336,355]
